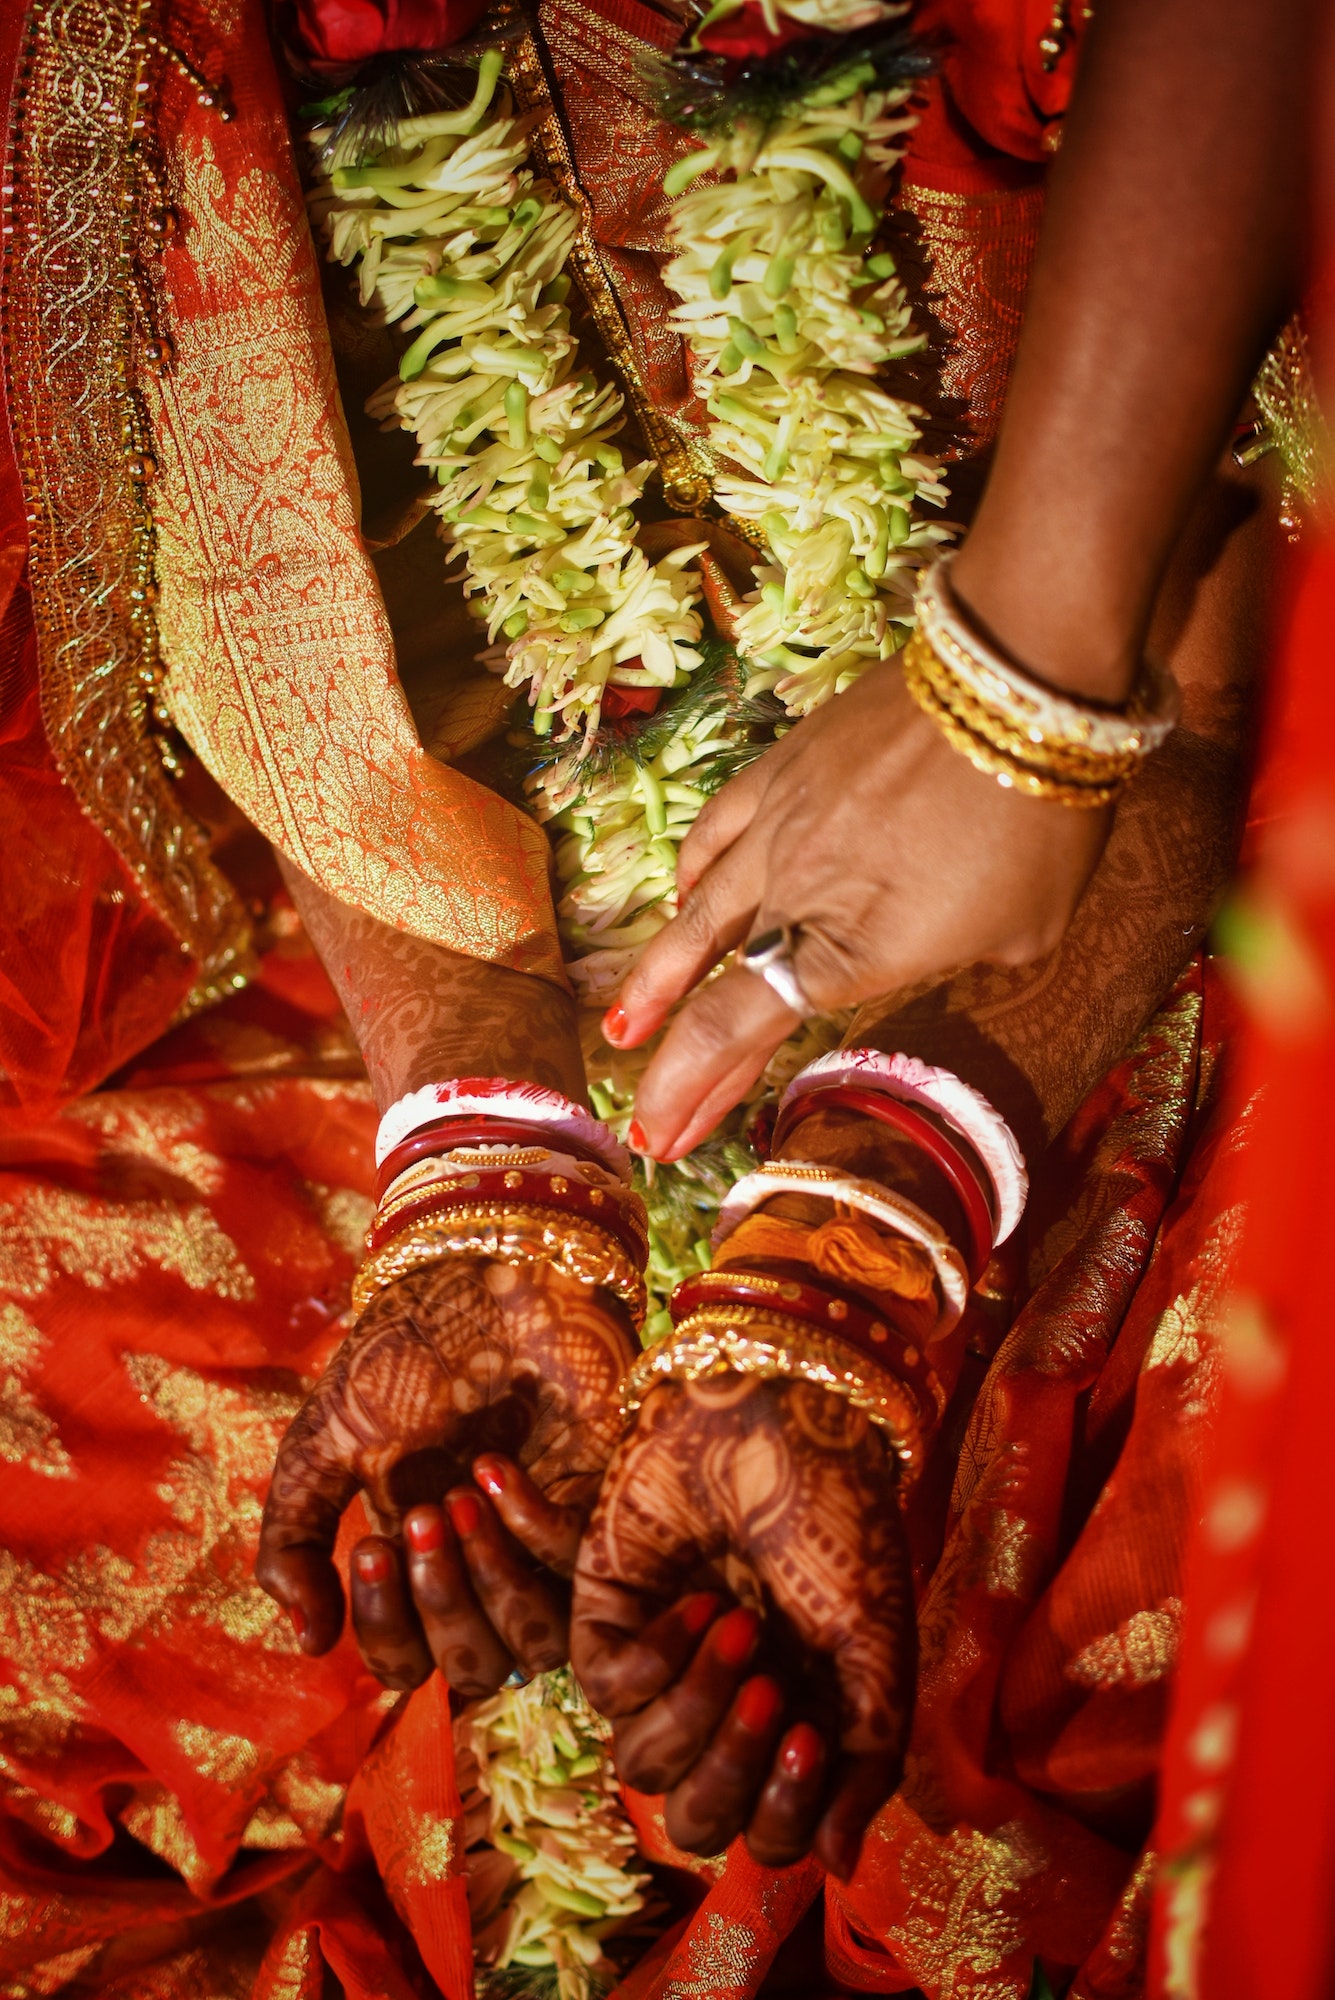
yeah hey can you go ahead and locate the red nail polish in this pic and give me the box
[449,1492,481,1537]
[406,1510,445,1553]
[779,1722,823,1782]
[736,1676,782,1734]
[681,1592,720,1638]
[627,1118,649,1153]
[713,1606,759,1668]
[603,1004,629,1045]
[289,1603,308,1641]
[355,1546,393,1583]
[474,1461,505,1499]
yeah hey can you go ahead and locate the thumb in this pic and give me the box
[255,1395,358,1657]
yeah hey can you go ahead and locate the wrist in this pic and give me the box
[948,541,1142,707]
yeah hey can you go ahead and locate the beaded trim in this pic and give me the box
[351,1202,647,1325]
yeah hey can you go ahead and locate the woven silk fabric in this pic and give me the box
[144,1,564,983]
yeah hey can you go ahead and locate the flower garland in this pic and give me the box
[661,54,951,714]
[312,48,705,741]
[461,1670,650,1996]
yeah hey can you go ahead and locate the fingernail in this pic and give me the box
[627,1118,649,1154]
[289,1603,308,1641]
[603,1004,629,1045]
[713,1606,759,1668]
[681,1591,720,1637]
[355,1546,393,1583]
[406,1510,445,1553]
[449,1492,481,1537]
[474,1460,505,1499]
[780,1722,823,1781]
[736,1675,782,1734]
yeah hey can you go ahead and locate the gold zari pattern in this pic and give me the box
[622,1303,923,1473]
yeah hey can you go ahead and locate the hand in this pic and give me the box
[604,663,1110,1158]
[569,1373,916,1880]
[256,1256,635,1692]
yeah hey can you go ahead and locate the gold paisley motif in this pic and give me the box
[0,1188,254,1303]
[886,1819,1047,2000]
[0,1306,72,1480]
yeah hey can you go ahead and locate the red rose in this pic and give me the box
[695,4,821,59]
[290,0,490,68]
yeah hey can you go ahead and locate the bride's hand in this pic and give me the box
[569,1374,916,1880]
[256,1258,635,1692]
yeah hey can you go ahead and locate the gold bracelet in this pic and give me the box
[907,632,1144,786]
[903,636,1124,808]
[621,1303,924,1478]
[352,1202,647,1326]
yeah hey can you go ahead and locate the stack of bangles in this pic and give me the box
[903,554,1179,807]
[622,1050,1028,1487]
[351,1079,649,1327]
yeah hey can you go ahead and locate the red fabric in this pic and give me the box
[1150,542,1335,1998]
[908,0,1084,172]
[287,0,491,67]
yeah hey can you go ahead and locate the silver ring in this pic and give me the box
[503,1667,532,1690]
[737,925,817,1017]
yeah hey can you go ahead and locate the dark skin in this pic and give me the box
[604,0,1317,1159]
[571,509,1258,1875]
[257,862,626,1688]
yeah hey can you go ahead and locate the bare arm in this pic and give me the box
[277,852,586,1109]
[952,0,1317,699]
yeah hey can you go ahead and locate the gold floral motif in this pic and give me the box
[2,0,250,1004]
[0,1944,99,1998]
[301,1183,374,1260]
[887,1819,1047,1999]
[172,1716,265,1788]
[0,1187,254,1302]
[1066,1600,1183,1691]
[120,1781,213,1893]
[404,1812,459,1887]
[67,1100,228,1199]
[982,1508,1035,1600]
[663,1908,762,1997]
[256,1928,323,2000]
[0,1306,72,1480]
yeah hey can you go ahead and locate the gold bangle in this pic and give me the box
[907,632,1143,785]
[352,1202,647,1326]
[621,1303,924,1478]
[903,637,1124,808]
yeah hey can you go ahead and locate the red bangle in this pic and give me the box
[772,1084,994,1286]
[370,1167,649,1268]
[376,1117,619,1201]
[670,1268,941,1423]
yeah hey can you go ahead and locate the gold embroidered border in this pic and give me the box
[508,19,715,511]
[1,0,250,1006]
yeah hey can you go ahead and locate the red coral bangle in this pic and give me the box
[376,1118,618,1201]
[669,1268,942,1423]
[369,1166,649,1268]
[772,1084,995,1286]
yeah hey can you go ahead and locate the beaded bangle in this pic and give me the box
[369,1165,649,1269]
[352,1204,647,1325]
[669,1268,944,1421]
[622,1303,924,1479]
[772,1084,995,1285]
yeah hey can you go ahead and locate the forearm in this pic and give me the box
[278,853,586,1112]
[951,0,1316,700]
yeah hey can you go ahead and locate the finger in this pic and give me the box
[675,750,785,898]
[662,1674,786,1857]
[601,841,760,1052]
[743,1722,829,1869]
[815,1750,903,1884]
[349,1537,435,1691]
[631,962,799,1160]
[404,1505,515,1697]
[256,1402,360,1658]
[571,1581,724,1719]
[610,1605,762,1794]
[446,1488,569,1678]
[473,1456,584,1578]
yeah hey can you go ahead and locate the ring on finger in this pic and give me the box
[737,925,818,1018]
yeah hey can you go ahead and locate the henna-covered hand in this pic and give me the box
[257,1257,635,1692]
[570,1374,915,1881]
